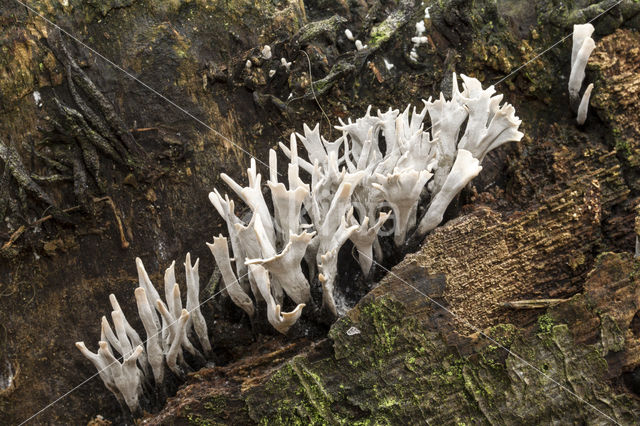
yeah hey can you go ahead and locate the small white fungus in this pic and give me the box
[33,91,43,107]
[261,45,272,60]
[411,36,429,45]
[345,29,354,41]
[281,57,291,71]
[346,326,361,336]
[355,40,367,51]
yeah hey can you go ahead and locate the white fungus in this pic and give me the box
[346,326,361,336]
[208,73,522,320]
[77,256,212,413]
[568,24,595,103]
[411,36,429,45]
[261,45,272,60]
[281,57,291,71]
[569,24,597,124]
[576,83,593,125]
[345,29,354,41]
[32,91,43,108]
[77,75,524,413]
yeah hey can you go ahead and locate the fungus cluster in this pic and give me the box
[75,256,211,413]
[210,73,523,329]
[76,74,523,414]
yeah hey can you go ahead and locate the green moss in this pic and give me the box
[368,22,393,48]
[309,61,355,98]
[488,323,518,346]
[297,15,346,45]
[615,137,631,157]
[537,314,555,333]
[366,2,412,50]
[203,395,227,416]
[187,413,215,426]
[291,359,334,422]
[379,397,399,408]
[359,297,406,362]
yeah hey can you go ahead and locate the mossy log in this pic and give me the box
[142,117,640,423]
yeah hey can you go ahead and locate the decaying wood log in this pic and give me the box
[143,247,640,425]
[142,152,640,424]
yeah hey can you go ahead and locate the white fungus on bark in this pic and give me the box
[576,83,593,125]
[417,149,482,234]
[75,342,125,407]
[98,341,144,414]
[411,36,429,45]
[208,72,522,324]
[207,235,255,318]
[261,45,272,60]
[355,40,366,51]
[134,287,164,388]
[569,24,597,123]
[32,91,43,107]
[568,37,595,103]
[249,264,305,334]
[345,29,354,41]
[409,16,431,61]
[78,74,523,411]
[280,57,291,71]
[76,256,213,413]
[347,209,391,275]
[571,24,595,71]
[569,24,595,104]
[373,168,433,246]
[183,254,212,356]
